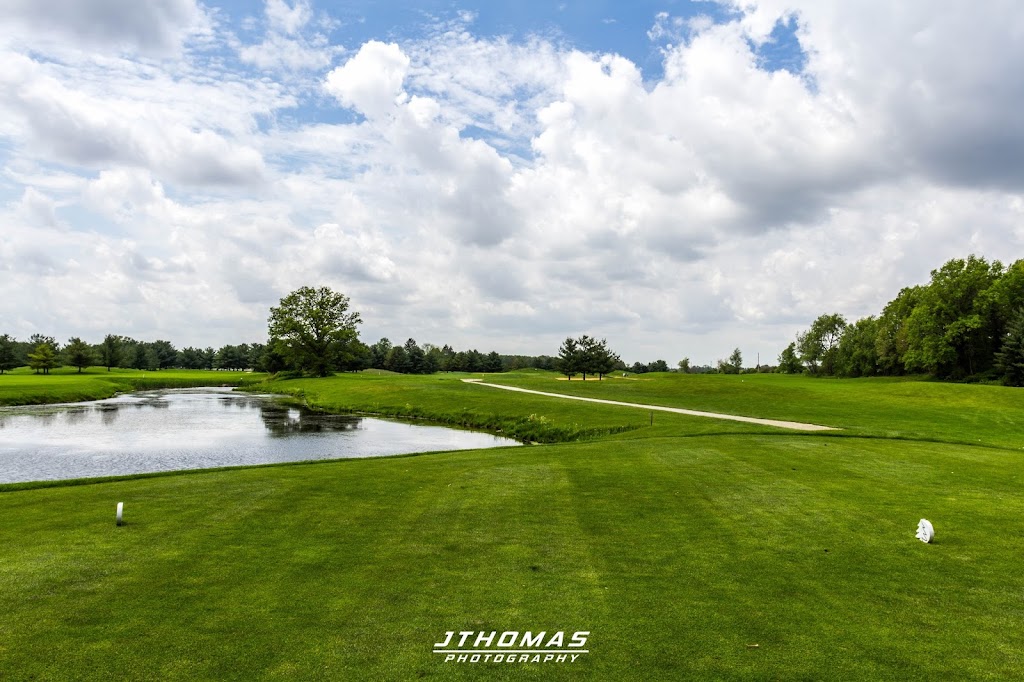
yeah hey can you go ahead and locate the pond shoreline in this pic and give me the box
[0,388,521,489]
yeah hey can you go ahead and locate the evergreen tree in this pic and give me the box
[0,334,19,373]
[648,359,670,372]
[591,338,621,379]
[576,335,599,380]
[29,334,57,351]
[557,337,580,380]
[423,345,442,374]
[28,343,59,374]
[385,345,410,373]
[995,309,1024,387]
[439,344,456,372]
[404,338,425,373]
[465,349,484,372]
[151,340,178,369]
[64,337,94,373]
[260,343,290,373]
[178,347,205,369]
[99,334,123,371]
[247,343,266,371]
[484,351,503,373]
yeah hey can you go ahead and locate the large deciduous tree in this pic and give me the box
[798,313,847,375]
[777,343,802,374]
[902,256,1002,378]
[728,348,743,374]
[875,286,922,375]
[835,317,880,377]
[370,338,392,369]
[782,254,1023,381]
[268,286,362,377]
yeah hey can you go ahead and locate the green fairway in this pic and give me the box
[484,371,1024,449]
[1,370,1023,679]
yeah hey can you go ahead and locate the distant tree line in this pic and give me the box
[0,286,697,381]
[0,332,558,377]
[362,338,554,374]
[628,359,671,374]
[777,255,1024,385]
[0,287,558,378]
[0,333,280,375]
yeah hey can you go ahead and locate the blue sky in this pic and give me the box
[202,0,803,141]
[282,0,719,72]
[0,1,1021,364]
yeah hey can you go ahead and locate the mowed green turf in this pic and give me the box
[1,370,1023,680]
[486,371,1024,449]
[257,372,776,443]
[0,366,266,406]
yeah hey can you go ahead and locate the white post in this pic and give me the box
[116,502,124,526]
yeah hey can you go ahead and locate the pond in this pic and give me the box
[0,388,520,483]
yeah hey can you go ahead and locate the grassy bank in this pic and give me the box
[0,366,266,406]
[2,370,1023,679]
[250,372,780,444]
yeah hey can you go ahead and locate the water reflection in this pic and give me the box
[63,407,88,426]
[99,404,119,426]
[0,388,519,483]
[258,404,362,436]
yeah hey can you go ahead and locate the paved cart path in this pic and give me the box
[461,379,838,432]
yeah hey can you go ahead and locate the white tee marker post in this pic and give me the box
[116,502,124,526]
[916,519,934,543]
